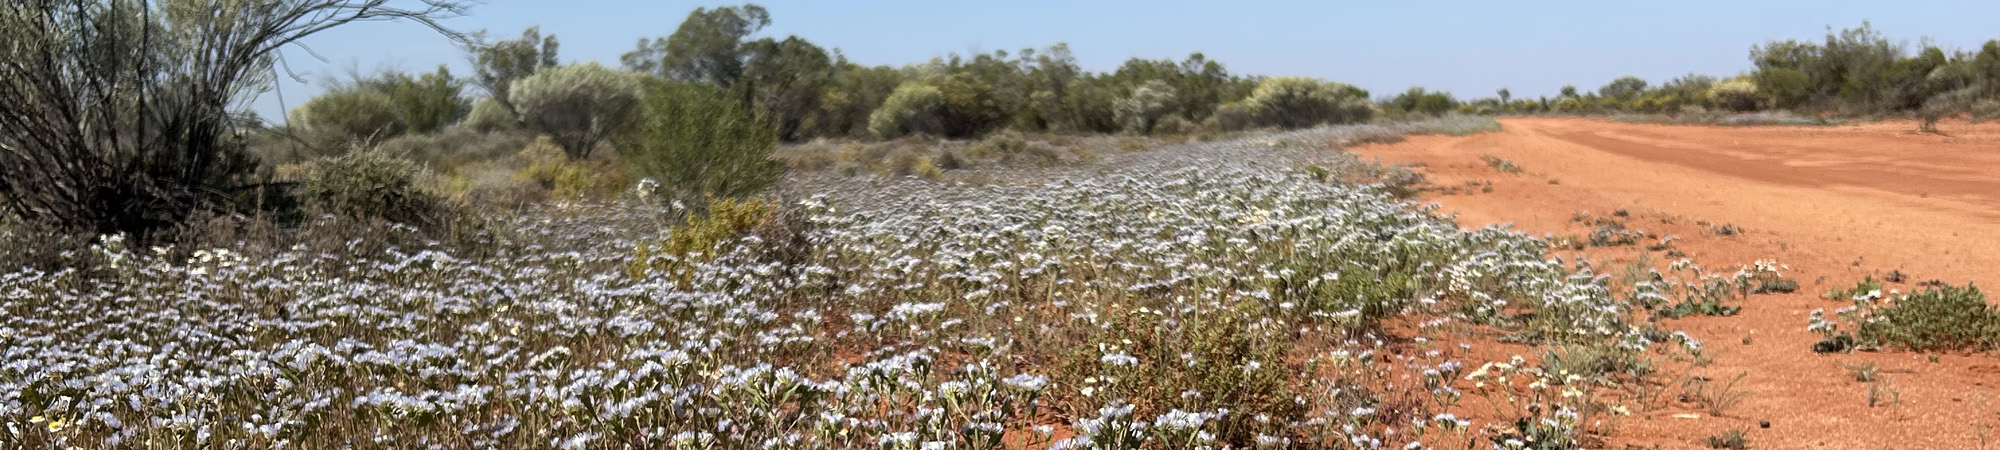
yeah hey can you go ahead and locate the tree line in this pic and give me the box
[291,3,1383,158]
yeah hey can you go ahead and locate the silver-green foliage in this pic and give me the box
[510,62,643,159]
[1246,77,1375,129]
[867,81,945,138]
[294,149,444,224]
[463,98,517,132]
[294,88,405,145]
[1115,79,1180,134]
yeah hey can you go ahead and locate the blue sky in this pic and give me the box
[251,0,2000,121]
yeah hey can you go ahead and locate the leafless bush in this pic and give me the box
[0,0,468,237]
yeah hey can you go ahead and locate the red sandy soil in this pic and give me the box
[1352,117,2000,449]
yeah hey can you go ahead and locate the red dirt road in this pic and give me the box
[1353,117,2000,449]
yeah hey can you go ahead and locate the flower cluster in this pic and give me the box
[2,122,1653,449]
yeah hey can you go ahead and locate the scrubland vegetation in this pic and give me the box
[1,0,1995,448]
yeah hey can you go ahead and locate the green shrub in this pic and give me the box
[1814,281,2000,353]
[932,73,1008,138]
[1387,87,1459,116]
[510,62,643,159]
[368,65,471,134]
[1205,102,1256,132]
[1115,80,1180,134]
[1707,79,1761,112]
[617,79,784,204]
[1864,284,2000,352]
[1753,68,1811,109]
[1973,99,2000,122]
[1822,276,1882,301]
[294,89,405,145]
[293,149,445,224]
[464,98,518,132]
[1245,77,1374,129]
[295,67,472,147]
[1152,115,1194,135]
[868,82,946,138]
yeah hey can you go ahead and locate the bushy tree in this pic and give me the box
[933,72,1008,138]
[868,82,945,138]
[1658,73,1717,104]
[1597,76,1649,100]
[1206,102,1256,131]
[1019,43,1085,131]
[468,26,559,116]
[624,3,769,86]
[1245,77,1373,129]
[1387,87,1458,116]
[1060,74,1122,133]
[510,62,643,160]
[376,66,471,134]
[1977,40,2000,96]
[1754,68,1813,109]
[1115,80,1179,134]
[617,79,783,203]
[0,0,467,235]
[810,62,903,137]
[742,36,833,141]
[296,66,469,146]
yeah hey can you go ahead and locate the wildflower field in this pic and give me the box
[2,118,1747,449]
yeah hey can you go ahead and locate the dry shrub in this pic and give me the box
[376,126,535,168]
[514,136,629,199]
[1153,115,1194,135]
[885,148,925,176]
[662,197,775,259]
[1973,99,2000,122]
[292,148,449,225]
[774,139,843,171]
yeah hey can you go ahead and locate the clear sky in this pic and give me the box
[251,0,2000,121]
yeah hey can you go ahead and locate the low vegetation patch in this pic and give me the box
[1482,155,1524,174]
[0,123,1667,448]
[1811,280,2000,353]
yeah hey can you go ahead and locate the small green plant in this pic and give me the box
[1480,155,1523,174]
[1706,429,1749,449]
[1841,361,1879,382]
[1659,296,1741,318]
[1542,343,1652,381]
[1866,377,1901,408]
[663,197,776,258]
[1685,371,1752,417]
[1823,276,1883,301]
[1739,260,1798,295]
